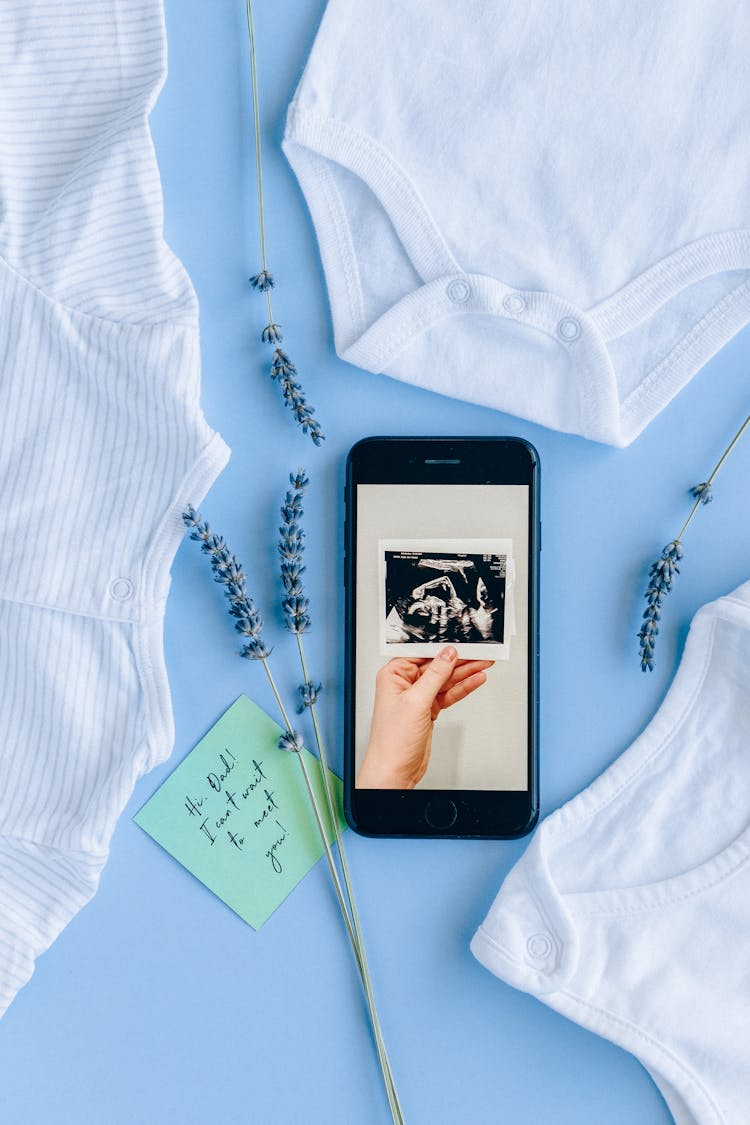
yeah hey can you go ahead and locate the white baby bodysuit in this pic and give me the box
[471,580,750,1124]
[0,2,229,1016]
[283,1,750,446]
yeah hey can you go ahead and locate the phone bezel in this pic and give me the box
[344,436,540,839]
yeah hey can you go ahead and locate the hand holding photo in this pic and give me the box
[379,538,514,659]
[357,647,495,789]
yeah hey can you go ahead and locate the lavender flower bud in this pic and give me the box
[278,730,303,754]
[298,680,322,711]
[241,637,272,661]
[690,481,713,505]
[249,269,274,291]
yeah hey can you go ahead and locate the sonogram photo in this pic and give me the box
[378,538,514,659]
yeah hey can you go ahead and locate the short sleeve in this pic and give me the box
[0,0,195,325]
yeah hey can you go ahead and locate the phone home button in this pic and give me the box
[424,797,458,830]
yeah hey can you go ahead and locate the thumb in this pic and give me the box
[408,646,458,708]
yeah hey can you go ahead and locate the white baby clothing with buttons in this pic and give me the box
[472,580,750,1124]
[0,1,229,1016]
[283,0,750,446]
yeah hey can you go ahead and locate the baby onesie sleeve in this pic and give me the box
[0,0,195,325]
[0,1,229,1017]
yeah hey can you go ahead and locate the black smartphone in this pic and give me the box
[344,436,539,839]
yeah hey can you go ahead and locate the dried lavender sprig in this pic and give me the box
[294,631,403,1125]
[279,469,312,633]
[183,507,271,660]
[638,412,750,671]
[183,504,401,1120]
[675,413,750,543]
[277,472,403,1123]
[184,506,359,945]
[256,596,402,1122]
[244,0,324,445]
[639,540,682,671]
[271,350,324,447]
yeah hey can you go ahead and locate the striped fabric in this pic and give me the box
[0,1,229,1016]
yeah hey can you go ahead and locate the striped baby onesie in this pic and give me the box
[0,1,229,1015]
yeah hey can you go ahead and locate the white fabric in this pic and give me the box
[0,1,229,1016]
[283,1,750,446]
[472,581,750,1125]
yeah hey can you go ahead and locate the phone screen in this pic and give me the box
[355,482,530,791]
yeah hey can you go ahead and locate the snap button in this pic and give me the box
[503,293,526,314]
[526,932,553,960]
[110,577,134,602]
[557,317,581,342]
[446,278,471,304]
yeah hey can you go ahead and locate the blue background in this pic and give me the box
[2,2,749,1122]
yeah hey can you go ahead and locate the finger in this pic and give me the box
[439,659,494,686]
[388,658,423,676]
[376,659,411,679]
[435,669,488,711]
[376,659,421,692]
[424,660,492,699]
[407,646,458,708]
[418,657,493,676]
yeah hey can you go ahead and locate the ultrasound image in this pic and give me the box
[383,550,506,647]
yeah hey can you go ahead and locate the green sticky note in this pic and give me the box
[134,695,346,929]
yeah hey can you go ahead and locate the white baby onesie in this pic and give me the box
[0,2,229,1016]
[283,1,750,446]
[471,580,750,1124]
